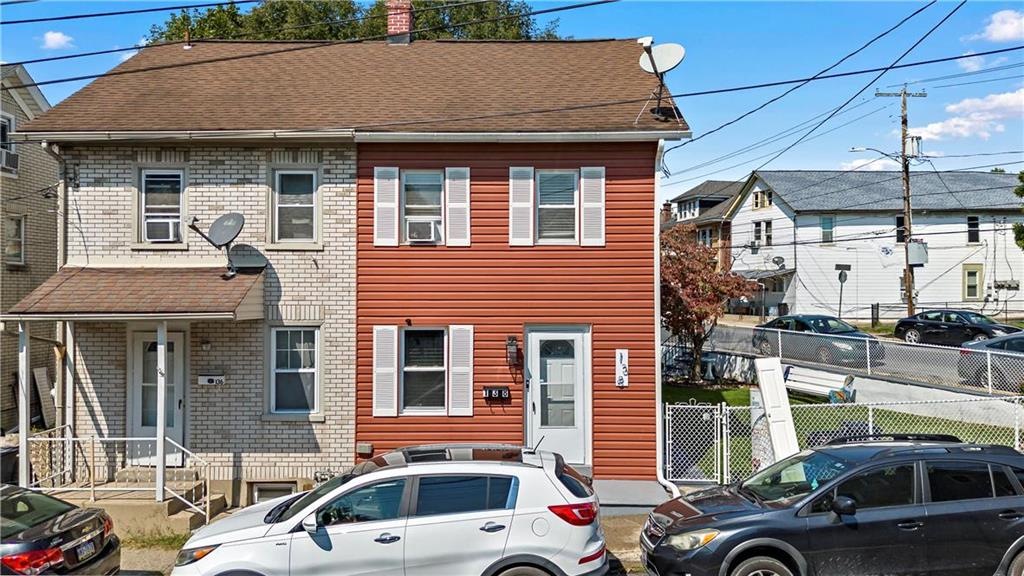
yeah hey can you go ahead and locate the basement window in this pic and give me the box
[252,482,296,504]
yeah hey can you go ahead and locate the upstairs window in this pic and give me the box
[141,170,184,243]
[967,216,980,244]
[0,113,13,152]
[753,188,773,209]
[754,220,772,247]
[4,215,25,265]
[697,227,713,246]
[401,170,444,244]
[536,170,578,243]
[821,215,835,244]
[274,170,317,243]
[895,215,906,243]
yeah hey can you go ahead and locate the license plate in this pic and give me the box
[77,540,96,561]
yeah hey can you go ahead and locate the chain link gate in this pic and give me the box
[665,396,1024,485]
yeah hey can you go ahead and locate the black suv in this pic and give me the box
[642,435,1024,576]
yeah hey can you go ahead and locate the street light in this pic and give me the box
[848,146,900,160]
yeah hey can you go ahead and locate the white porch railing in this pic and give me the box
[26,428,211,524]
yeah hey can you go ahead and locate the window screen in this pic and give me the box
[414,476,516,517]
[536,171,577,241]
[402,171,443,243]
[821,216,835,243]
[928,461,994,502]
[275,171,316,242]
[141,172,183,242]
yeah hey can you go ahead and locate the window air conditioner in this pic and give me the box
[406,220,437,243]
[1,149,19,172]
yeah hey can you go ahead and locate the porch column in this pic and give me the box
[17,321,31,487]
[63,322,75,483]
[155,321,167,501]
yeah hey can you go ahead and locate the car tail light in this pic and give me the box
[2,547,64,575]
[960,348,973,356]
[548,502,599,526]
[102,514,114,538]
[579,544,606,564]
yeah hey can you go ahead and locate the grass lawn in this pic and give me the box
[851,322,896,337]
[663,384,824,406]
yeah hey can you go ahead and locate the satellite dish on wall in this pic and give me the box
[189,212,247,277]
[772,256,786,269]
[639,43,685,75]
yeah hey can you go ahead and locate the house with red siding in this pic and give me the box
[4,0,689,522]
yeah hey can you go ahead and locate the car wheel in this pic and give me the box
[759,340,773,356]
[730,556,795,576]
[1009,550,1024,576]
[496,567,550,576]
[972,333,990,342]
[904,328,921,344]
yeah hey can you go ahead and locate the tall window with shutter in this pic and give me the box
[375,166,471,247]
[372,325,474,417]
[535,170,578,244]
[508,166,605,248]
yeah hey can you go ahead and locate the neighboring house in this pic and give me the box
[665,179,738,222]
[0,65,56,434]
[3,0,689,519]
[662,180,743,269]
[725,170,1023,319]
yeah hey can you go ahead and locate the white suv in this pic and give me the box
[171,444,607,576]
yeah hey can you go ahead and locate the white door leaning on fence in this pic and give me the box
[129,332,185,466]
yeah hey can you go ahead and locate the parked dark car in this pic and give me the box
[753,315,882,367]
[895,309,1020,346]
[957,332,1024,390]
[641,435,1024,576]
[1,485,120,575]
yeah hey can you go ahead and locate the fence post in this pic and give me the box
[987,351,994,394]
[866,341,872,375]
[721,402,731,484]
[714,405,722,485]
[664,406,673,481]
[868,406,875,435]
[205,465,211,524]
[89,436,96,502]
[776,330,783,360]
[1015,398,1021,452]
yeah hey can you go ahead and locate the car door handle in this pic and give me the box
[374,533,401,544]
[999,511,1022,520]
[480,522,506,533]
[897,520,923,531]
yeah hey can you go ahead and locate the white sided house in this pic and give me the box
[726,170,1023,320]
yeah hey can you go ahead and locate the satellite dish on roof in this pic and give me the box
[639,43,685,75]
[189,212,247,278]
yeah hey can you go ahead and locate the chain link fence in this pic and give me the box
[692,325,1024,395]
[665,396,1024,484]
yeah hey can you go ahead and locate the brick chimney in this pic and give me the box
[661,202,674,225]
[387,0,412,44]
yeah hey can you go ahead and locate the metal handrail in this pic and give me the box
[164,436,212,523]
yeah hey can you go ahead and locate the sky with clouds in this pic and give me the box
[1,1,1021,201]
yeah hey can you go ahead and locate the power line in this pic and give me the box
[887,61,1024,86]
[931,73,1024,89]
[4,0,499,67]
[2,0,621,91]
[1,0,260,25]
[921,151,1024,159]
[665,0,935,157]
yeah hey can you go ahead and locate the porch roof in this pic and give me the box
[2,267,264,321]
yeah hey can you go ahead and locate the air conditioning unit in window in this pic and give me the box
[1,149,19,172]
[406,220,437,243]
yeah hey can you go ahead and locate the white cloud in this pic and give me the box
[839,158,901,172]
[971,10,1024,42]
[41,30,74,50]
[119,38,148,62]
[909,88,1024,141]
[956,52,1008,72]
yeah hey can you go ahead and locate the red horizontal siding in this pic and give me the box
[356,142,658,480]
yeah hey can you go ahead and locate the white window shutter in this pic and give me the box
[580,166,606,247]
[372,326,398,417]
[448,325,474,417]
[509,167,534,246]
[445,167,471,247]
[374,167,399,247]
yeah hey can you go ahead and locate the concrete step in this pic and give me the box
[114,466,200,483]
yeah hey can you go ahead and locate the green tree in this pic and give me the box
[149,0,558,42]
[1009,170,1024,250]
[992,167,1007,173]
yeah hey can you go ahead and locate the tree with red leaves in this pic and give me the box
[661,224,753,381]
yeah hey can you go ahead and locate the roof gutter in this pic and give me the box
[356,131,692,143]
[0,312,238,322]
[12,129,356,143]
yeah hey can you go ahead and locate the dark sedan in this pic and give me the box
[753,315,882,367]
[641,435,1024,576]
[895,309,1020,346]
[1,485,120,575]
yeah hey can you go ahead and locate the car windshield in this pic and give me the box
[268,457,393,524]
[0,487,76,539]
[741,450,850,507]
[807,317,858,334]
[963,312,994,325]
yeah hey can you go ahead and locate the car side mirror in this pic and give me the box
[831,495,856,516]
[302,512,319,534]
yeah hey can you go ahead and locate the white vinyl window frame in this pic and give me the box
[0,112,14,153]
[140,169,185,243]
[270,326,320,415]
[5,214,25,265]
[534,169,580,245]
[400,169,445,245]
[820,215,835,244]
[273,169,319,244]
[399,327,448,416]
[252,482,296,504]
[963,264,984,301]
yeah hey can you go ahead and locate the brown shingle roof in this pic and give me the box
[21,39,689,134]
[5,267,263,318]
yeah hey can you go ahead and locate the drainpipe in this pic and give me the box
[41,142,68,430]
[654,140,680,499]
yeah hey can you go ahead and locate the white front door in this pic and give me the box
[527,329,587,465]
[130,332,185,466]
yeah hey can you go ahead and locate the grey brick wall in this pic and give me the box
[1,87,58,432]
[63,145,356,487]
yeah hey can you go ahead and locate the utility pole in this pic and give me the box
[876,86,926,316]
